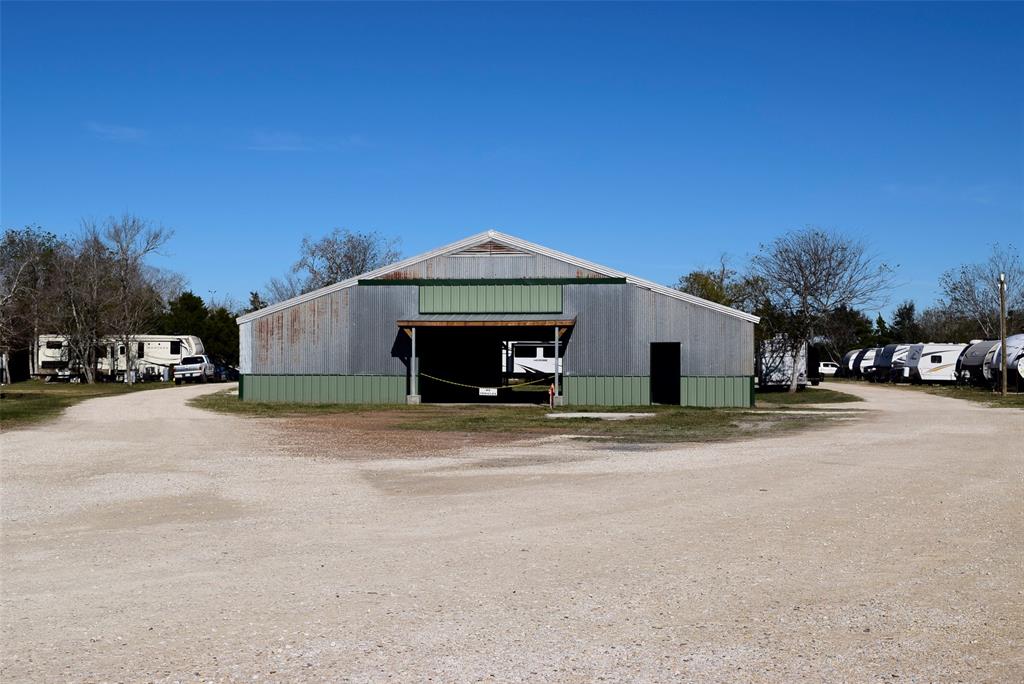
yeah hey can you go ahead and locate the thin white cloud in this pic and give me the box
[85,121,147,142]
[246,129,310,152]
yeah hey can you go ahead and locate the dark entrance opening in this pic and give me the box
[412,324,570,404]
[650,342,681,405]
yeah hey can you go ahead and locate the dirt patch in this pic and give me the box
[2,381,1022,682]
[269,410,525,459]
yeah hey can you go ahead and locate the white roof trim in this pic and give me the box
[237,230,759,324]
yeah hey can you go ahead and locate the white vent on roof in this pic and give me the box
[452,239,531,256]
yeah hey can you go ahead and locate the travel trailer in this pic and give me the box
[849,348,871,378]
[757,337,810,389]
[905,343,968,383]
[864,344,913,382]
[887,344,913,382]
[865,343,910,382]
[984,333,1024,384]
[502,341,562,377]
[35,334,205,382]
[840,349,861,377]
[856,347,881,378]
[957,340,999,385]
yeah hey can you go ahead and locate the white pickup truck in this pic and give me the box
[173,355,216,385]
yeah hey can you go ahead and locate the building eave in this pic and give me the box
[237,229,760,325]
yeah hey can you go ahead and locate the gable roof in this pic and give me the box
[237,230,760,324]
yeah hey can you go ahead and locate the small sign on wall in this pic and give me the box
[479,387,498,397]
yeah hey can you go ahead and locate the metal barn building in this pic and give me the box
[236,231,759,406]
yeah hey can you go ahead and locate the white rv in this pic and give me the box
[502,341,562,377]
[757,337,809,388]
[905,343,968,383]
[984,334,1024,384]
[35,334,205,382]
[857,347,880,377]
[887,344,913,382]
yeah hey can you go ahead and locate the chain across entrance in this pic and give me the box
[417,372,554,391]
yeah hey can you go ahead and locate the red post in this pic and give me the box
[549,383,555,409]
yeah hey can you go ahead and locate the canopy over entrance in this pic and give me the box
[397,314,576,328]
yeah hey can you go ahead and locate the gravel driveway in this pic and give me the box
[1,383,1021,682]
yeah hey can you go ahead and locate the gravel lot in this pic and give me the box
[1,382,1021,682]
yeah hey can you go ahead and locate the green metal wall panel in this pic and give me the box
[239,375,406,404]
[564,375,753,407]
[419,284,562,313]
[564,376,651,406]
[679,376,754,408]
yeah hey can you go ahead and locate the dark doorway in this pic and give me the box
[415,325,567,404]
[650,342,681,405]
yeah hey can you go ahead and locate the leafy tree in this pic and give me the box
[244,291,268,314]
[158,291,239,365]
[675,256,739,306]
[889,300,922,343]
[820,305,874,361]
[917,305,985,343]
[872,313,892,346]
[162,291,208,335]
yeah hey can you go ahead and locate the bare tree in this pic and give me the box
[292,229,401,292]
[260,229,402,305]
[51,230,116,384]
[938,243,1022,338]
[263,272,305,305]
[749,227,895,392]
[101,215,172,385]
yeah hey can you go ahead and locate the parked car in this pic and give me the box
[818,361,840,376]
[213,362,239,382]
[173,355,216,384]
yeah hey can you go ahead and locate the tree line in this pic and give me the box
[675,227,1021,390]
[0,217,240,383]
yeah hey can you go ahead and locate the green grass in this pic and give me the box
[0,379,176,431]
[191,389,842,444]
[899,383,1024,409]
[755,387,862,406]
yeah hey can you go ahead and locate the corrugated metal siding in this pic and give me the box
[238,322,252,374]
[564,376,651,406]
[350,285,417,374]
[242,374,406,404]
[249,285,417,375]
[562,284,753,377]
[680,376,753,407]
[246,279,754,381]
[378,253,606,280]
[564,375,752,407]
[419,284,562,313]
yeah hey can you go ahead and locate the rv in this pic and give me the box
[984,334,1024,385]
[757,337,810,389]
[887,344,913,382]
[502,341,562,377]
[35,334,205,382]
[957,340,998,385]
[840,349,862,377]
[905,343,968,383]
[856,347,881,378]
[868,343,911,382]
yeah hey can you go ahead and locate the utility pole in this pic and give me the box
[999,272,1007,396]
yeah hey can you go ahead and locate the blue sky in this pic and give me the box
[2,2,1021,314]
